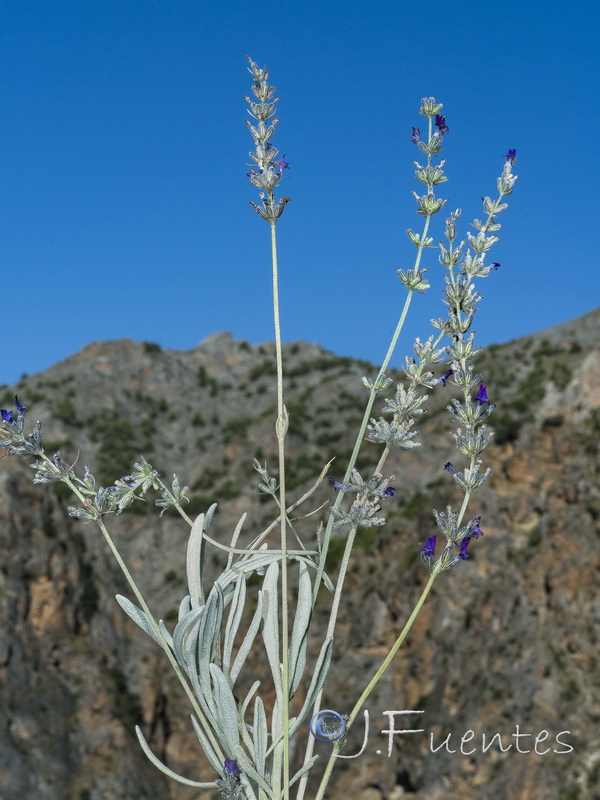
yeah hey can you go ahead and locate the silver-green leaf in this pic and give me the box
[287,561,312,699]
[115,594,161,647]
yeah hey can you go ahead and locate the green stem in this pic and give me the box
[299,178,436,800]
[270,217,290,800]
[314,570,438,800]
[310,114,440,610]
[457,487,472,527]
[310,287,416,608]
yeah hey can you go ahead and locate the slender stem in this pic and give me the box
[299,197,436,800]
[373,443,391,478]
[323,526,358,640]
[309,113,440,611]
[314,570,438,800]
[310,287,416,607]
[270,217,290,799]
[310,160,436,609]
[457,487,473,527]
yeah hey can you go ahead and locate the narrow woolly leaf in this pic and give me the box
[186,505,218,609]
[216,548,281,594]
[187,513,206,609]
[178,594,191,621]
[197,585,224,709]
[290,637,333,736]
[289,755,319,787]
[135,726,217,788]
[158,619,174,650]
[215,549,319,597]
[270,734,285,800]
[115,595,161,647]
[261,562,283,705]
[231,590,264,684]
[271,695,283,752]
[188,659,219,725]
[223,573,246,675]
[209,663,240,752]
[238,706,256,760]
[253,696,268,778]
[190,714,226,775]
[287,561,312,699]
[232,744,273,796]
[239,679,261,722]
[172,605,204,667]
[318,566,335,593]
[226,512,247,571]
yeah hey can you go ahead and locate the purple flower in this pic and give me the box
[1,395,27,423]
[15,395,27,416]
[329,477,345,492]
[443,461,456,476]
[503,148,517,165]
[276,154,289,173]
[491,262,500,270]
[410,127,421,144]
[458,537,470,560]
[420,534,437,557]
[224,759,240,776]
[383,486,396,497]
[435,114,449,135]
[437,368,454,386]
[473,383,490,405]
[470,516,484,538]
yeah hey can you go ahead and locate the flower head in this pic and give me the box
[470,516,484,538]
[443,461,456,476]
[246,57,290,222]
[420,534,437,557]
[473,383,490,405]
[1,408,13,423]
[382,486,396,497]
[503,148,517,166]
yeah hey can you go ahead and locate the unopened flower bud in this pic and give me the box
[419,97,443,117]
[398,267,430,293]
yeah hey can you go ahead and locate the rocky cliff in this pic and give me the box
[1,310,599,800]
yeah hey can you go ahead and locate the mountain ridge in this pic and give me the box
[1,310,599,799]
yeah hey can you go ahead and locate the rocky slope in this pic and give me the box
[1,309,599,800]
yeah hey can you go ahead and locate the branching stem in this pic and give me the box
[38,454,226,767]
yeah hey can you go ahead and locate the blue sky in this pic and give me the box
[1,0,598,385]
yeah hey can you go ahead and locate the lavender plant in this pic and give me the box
[0,57,518,799]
